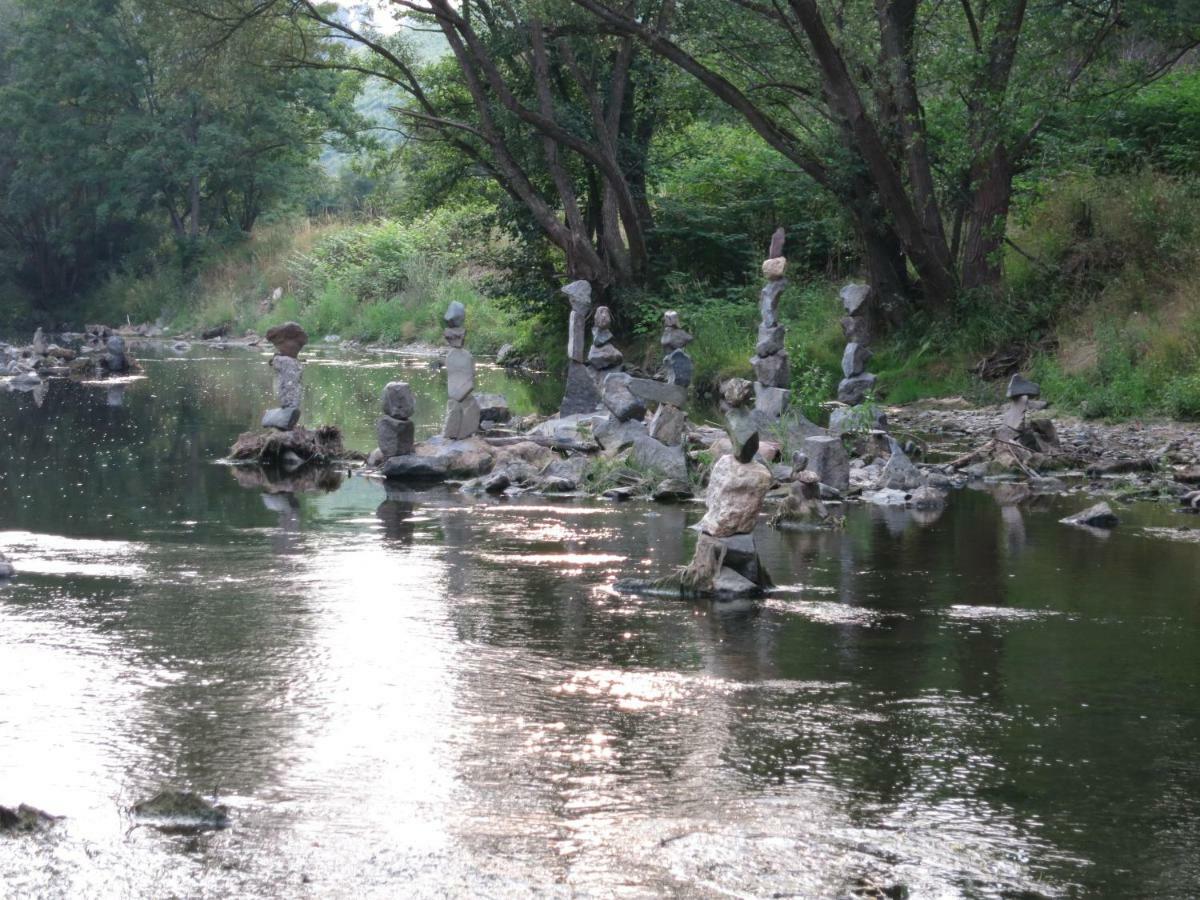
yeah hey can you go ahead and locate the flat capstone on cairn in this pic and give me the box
[999,373,1058,453]
[262,321,307,431]
[443,301,480,440]
[752,227,791,419]
[679,378,773,597]
[560,280,603,416]
[837,283,877,407]
[647,310,693,446]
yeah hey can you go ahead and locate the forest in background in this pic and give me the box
[1,0,1198,419]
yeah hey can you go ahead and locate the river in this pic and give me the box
[1,342,1198,897]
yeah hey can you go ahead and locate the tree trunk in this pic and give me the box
[960,146,1013,293]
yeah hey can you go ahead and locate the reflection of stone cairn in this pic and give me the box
[587,305,623,374]
[681,378,772,596]
[752,227,790,419]
[560,280,602,415]
[262,321,308,431]
[443,301,480,439]
[105,335,130,373]
[837,284,876,405]
[378,382,416,459]
[648,310,693,445]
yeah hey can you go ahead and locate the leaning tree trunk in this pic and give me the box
[960,146,1014,294]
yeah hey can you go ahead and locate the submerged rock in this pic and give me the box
[1061,501,1119,529]
[131,791,230,832]
[0,552,14,579]
[0,803,61,833]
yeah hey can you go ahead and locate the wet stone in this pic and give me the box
[663,349,694,387]
[377,415,415,457]
[381,381,415,419]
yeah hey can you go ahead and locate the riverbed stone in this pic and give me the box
[699,454,772,537]
[840,283,871,316]
[445,348,475,402]
[443,300,466,328]
[755,325,786,358]
[751,352,790,388]
[266,321,308,358]
[762,256,787,280]
[648,403,687,446]
[754,384,790,419]
[383,454,450,480]
[106,335,128,372]
[759,280,787,328]
[0,553,13,579]
[563,280,592,363]
[663,349,694,387]
[880,442,922,490]
[377,415,415,457]
[804,435,850,492]
[382,381,415,419]
[602,372,647,422]
[630,434,688,481]
[560,361,602,415]
[475,393,510,424]
[595,415,647,452]
[720,532,770,588]
[626,376,687,409]
[444,396,481,439]
[842,342,872,378]
[1061,501,1119,529]
[588,341,623,370]
[262,407,300,430]
[837,373,877,405]
[271,355,303,408]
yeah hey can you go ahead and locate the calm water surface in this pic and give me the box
[1,343,1198,898]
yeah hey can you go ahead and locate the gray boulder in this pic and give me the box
[475,393,511,424]
[1061,502,1119,529]
[753,384,790,419]
[630,434,688,481]
[803,435,850,493]
[648,403,687,446]
[837,372,877,405]
[880,443,922,490]
[444,396,481,439]
[842,342,872,378]
[1007,373,1040,399]
[626,376,688,409]
[271,355,303,409]
[663,349,694,386]
[262,407,300,431]
[588,342,624,370]
[751,351,790,388]
[0,553,13,579]
[560,361,601,415]
[382,454,450,480]
[382,381,416,419]
[445,348,475,402]
[444,300,466,328]
[840,283,871,316]
[594,416,648,452]
[377,415,416,457]
[602,372,647,422]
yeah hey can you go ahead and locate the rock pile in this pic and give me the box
[443,302,480,440]
[106,335,130,373]
[378,382,416,458]
[681,434,773,597]
[837,283,877,405]
[261,321,307,431]
[560,280,602,415]
[771,468,829,527]
[587,305,623,375]
[752,227,791,418]
[647,310,692,446]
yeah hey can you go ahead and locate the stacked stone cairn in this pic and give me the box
[560,280,603,415]
[262,321,307,431]
[999,373,1058,453]
[837,283,877,406]
[443,301,481,439]
[587,305,623,375]
[752,227,791,419]
[377,382,416,459]
[680,378,772,596]
[647,310,693,445]
[771,460,828,527]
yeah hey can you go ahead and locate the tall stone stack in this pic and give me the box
[1000,373,1039,437]
[751,227,791,419]
[648,310,693,445]
[837,284,877,405]
[681,380,772,596]
[378,382,416,459]
[560,280,602,415]
[587,305,623,375]
[443,302,480,439]
[105,335,130,373]
[262,321,308,431]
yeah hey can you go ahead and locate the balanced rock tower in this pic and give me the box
[443,301,480,440]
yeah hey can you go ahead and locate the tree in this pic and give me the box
[569,0,1200,319]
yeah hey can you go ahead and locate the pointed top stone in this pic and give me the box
[768,226,785,259]
[1006,373,1041,399]
[562,280,592,313]
[840,283,871,316]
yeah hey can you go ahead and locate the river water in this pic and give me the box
[1,343,1198,898]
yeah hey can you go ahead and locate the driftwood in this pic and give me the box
[228,425,359,468]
